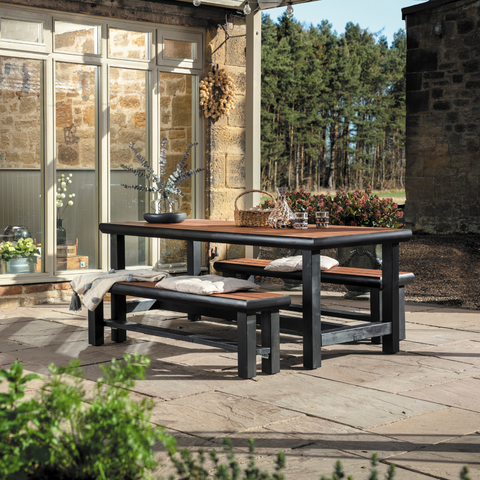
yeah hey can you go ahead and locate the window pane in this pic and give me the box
[55,63,97,271]
[55,21,99,54]
[164,39,195,60]
[158,72,197,267]
[0,57,43,275]
[0,18,43,43]
[109,28,150,60]
[110,67,149,267]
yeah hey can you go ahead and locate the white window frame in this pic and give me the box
[158,26,203,71]
[0,4,205,285]
[107,24,155,63]
[0,8,51,53]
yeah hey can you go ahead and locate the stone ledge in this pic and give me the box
[0,282,74,310]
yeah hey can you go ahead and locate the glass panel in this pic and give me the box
[55,62,97,271]
[158,72,196,267]
[164,39,195,61]
[0,18,43,43]
[109,28,150,60]
[54,21,99,55]
[0,57,43,275]
[110,67,149,267]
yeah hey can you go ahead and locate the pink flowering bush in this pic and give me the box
[260,186,403,228]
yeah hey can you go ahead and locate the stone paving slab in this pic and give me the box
[301,351,480,393]
[368,407,480,446]
[407,311,480,332]
[387,433,480,480]
[259,414,412,460]
[252,443,435,480]
[400,376,480,413]
[401,339,480,365]
[220,374,445,429]
[149,390,303,438]
[82,358,244,401]
[401,323,480,345]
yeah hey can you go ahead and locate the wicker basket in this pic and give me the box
[234,189,274,227]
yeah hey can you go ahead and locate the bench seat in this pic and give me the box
[214,258,415,341]
[88,281,291,379]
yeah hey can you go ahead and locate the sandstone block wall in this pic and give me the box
[403,0,480,233]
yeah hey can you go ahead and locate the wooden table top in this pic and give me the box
[100,219,412,249]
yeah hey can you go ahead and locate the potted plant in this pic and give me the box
[0,237,40,274]
[120,138,203,223]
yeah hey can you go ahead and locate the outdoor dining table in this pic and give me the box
[99,220,412,370]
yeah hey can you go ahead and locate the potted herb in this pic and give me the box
[0,237,40,274]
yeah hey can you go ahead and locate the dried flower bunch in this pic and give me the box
[120,138,203,200]
[260,186,404,229]
[56,173,75,219]
[0,238,40,263]
[199,67,236,119]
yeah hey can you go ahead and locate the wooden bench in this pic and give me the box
[214,258,415,342]
[88,281,291,379]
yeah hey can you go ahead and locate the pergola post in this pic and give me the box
[245,10,262,208]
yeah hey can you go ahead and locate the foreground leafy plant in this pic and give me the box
[0,354,164,480]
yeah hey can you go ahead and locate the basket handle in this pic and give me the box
[234,189,275,212]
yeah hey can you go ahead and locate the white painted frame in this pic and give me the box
[0,4,204,285]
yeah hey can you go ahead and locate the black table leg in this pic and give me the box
[382,242,400,354]
[302,249,322,369]
[187,240,202,321]
[111,234,127,342]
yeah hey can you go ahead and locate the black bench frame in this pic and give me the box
[88,282,291,379]
[214,259,414,343]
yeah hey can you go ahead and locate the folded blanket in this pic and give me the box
[69,269,170,312]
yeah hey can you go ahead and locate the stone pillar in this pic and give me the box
[403,0,480,234]
[205,20,247,262]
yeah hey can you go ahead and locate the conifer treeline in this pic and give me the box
[261,14,407,192]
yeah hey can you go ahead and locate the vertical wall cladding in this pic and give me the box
[404,0,480,234]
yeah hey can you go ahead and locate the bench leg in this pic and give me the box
[111,293,127,343]
[236,312,257,379]
[88,300,104,346]
[260,310,280,375]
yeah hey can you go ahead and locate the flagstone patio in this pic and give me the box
[1,289,479,480]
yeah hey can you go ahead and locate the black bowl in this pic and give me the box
[144,213,187,224]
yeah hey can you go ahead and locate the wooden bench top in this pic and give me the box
[214,258,415,287]
[111,281,291,312]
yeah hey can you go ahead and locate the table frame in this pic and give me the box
[99,221,412,369]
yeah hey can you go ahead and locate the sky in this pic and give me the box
[265,0,428,45]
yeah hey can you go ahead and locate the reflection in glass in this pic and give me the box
[0,18,43,43]
[109,28,150,60]
[164,39,195,60]
[110,67,149,267]
[158,72,197,267]
[54,21,99,54]
[0,57,43,274]
[55,63,98,270]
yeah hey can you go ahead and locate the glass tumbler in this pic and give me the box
[316,211,329,228]
[294,212,308,229]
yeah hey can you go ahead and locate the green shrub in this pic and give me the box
[260,186,403,228]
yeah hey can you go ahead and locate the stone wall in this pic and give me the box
[403,0,480,233]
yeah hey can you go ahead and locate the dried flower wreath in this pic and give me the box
[199,67,236,119]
